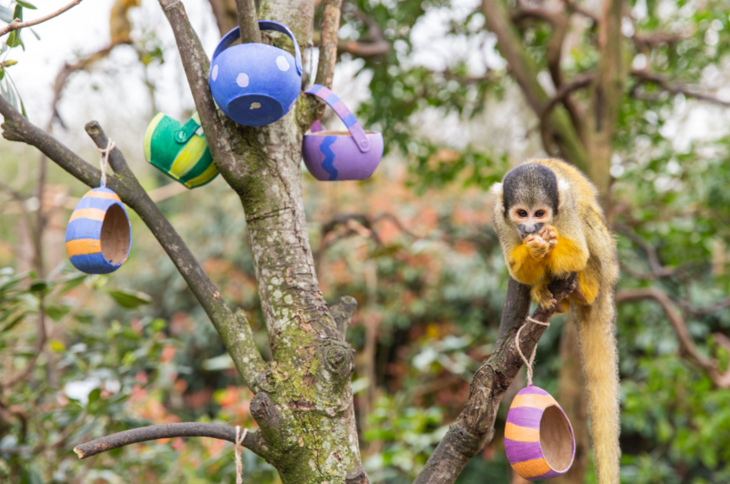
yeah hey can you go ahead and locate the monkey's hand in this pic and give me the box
[524,234,552,259]
[537,224,558,247]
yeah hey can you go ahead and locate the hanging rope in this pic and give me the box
[514,316,551,386]
[234,426,248,484]
[97,138,115,188]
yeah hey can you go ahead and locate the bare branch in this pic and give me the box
[630,69,730,107]
[315,0,343,88]
[633,30,692,50]
[157,0,239,179]
[235,0,261,44]
[73,423,270,460]
[0,0,83,38]
[311,31,389,57]
[299,0,344,129]
[413,275,578,484]
[616,288,730,388]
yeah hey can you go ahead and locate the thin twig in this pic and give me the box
[73,423,268,459]
[0,0,83,38]
[630,69,730,107]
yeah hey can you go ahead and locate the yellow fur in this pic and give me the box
[492,158,621,484]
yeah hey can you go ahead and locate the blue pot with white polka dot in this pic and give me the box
[209,20,303,127]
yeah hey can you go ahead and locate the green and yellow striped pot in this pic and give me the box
[143,112,219,188]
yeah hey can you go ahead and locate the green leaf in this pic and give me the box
[29,280,48,292]
[15,0,37,9]
[87,388,101,405]
[0,312,24,333]
[105,289,152,308]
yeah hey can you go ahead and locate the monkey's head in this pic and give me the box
[491,163,569,239]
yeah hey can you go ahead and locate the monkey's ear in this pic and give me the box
[490,182,503,198]
[557,179,570,209]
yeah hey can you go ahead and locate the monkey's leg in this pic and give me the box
[574,291,621,484]
[531,280,555,310]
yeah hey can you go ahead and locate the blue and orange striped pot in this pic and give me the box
[65,187,131,274]
[505,385,575,481]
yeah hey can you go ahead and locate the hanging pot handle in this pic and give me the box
[212,20,303,76]
[305,84,371,153]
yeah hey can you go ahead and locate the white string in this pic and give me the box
[514,316,551,386]
[97,139,115,188]
[235,426,248,484]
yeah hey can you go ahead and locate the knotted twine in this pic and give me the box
[97,138,115,188]
[235,426,248,484]
[514,316,551,386]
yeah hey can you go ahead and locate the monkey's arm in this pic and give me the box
[507,243,548,285]
[545,234,589,275]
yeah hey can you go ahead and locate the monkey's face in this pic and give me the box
[508,204,553,239]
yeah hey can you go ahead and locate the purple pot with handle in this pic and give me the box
[302,85,384,181]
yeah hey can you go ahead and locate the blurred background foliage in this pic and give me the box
[1,0,730,483]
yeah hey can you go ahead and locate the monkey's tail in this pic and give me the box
[573,289,621,484]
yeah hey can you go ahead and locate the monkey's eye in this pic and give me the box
[535,210,545,217]
[517,210,528,218]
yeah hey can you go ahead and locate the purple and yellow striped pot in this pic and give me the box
[505,385,575,481]
[65,187,131,275]
[302,84,383,181]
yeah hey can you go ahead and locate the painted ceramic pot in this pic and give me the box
[65,187,131,274]
[302,84,383,181]
[143,112,218,188]
[505,385,575,481]
[209,20,302,127]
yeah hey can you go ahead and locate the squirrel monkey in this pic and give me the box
[491,159,620,484]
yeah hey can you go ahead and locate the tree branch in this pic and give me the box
[413,274,578,484]
[73,423,270,460]
[157,0,240,179]
[630,69,730,107]
[311,31,389,57]
[0,98,267,392]
[481,0,589,171]
[616,288,730,388]
[299,0,344,129]
[235,0,261,44]
[315,0,343,88]
[0,0,83,38]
